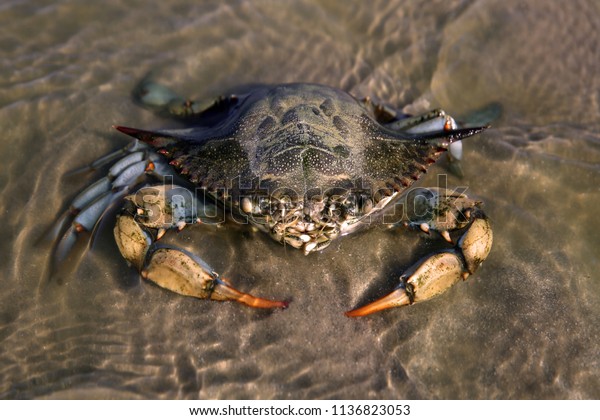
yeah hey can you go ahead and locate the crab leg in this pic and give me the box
[132,76,240,120]
[52,191,124,264]
[70,178,112,211]
[49,144,175,269]
[385,110,487,178]
[45,177,113,244]
[132,77,208,118]
[386,109,448,132]
[65,140,150,176]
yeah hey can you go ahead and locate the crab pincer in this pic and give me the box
[112,185,287,311]
[346,217,493,317]
[142,246,288,310]
[345,252,465,317]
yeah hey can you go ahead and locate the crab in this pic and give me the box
[50,78,493,317]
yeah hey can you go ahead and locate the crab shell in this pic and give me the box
[116,83,483,253]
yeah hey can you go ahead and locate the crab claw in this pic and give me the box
[346,215,493,317]
[346,251,464,317]
[142,246,288,310]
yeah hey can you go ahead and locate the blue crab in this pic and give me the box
[50,78,492,316]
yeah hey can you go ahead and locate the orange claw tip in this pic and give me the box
[344,288,411,318]
[212,281,289,310]
[236,293,289,310]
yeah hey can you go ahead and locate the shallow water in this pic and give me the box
[1,0,599,399]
